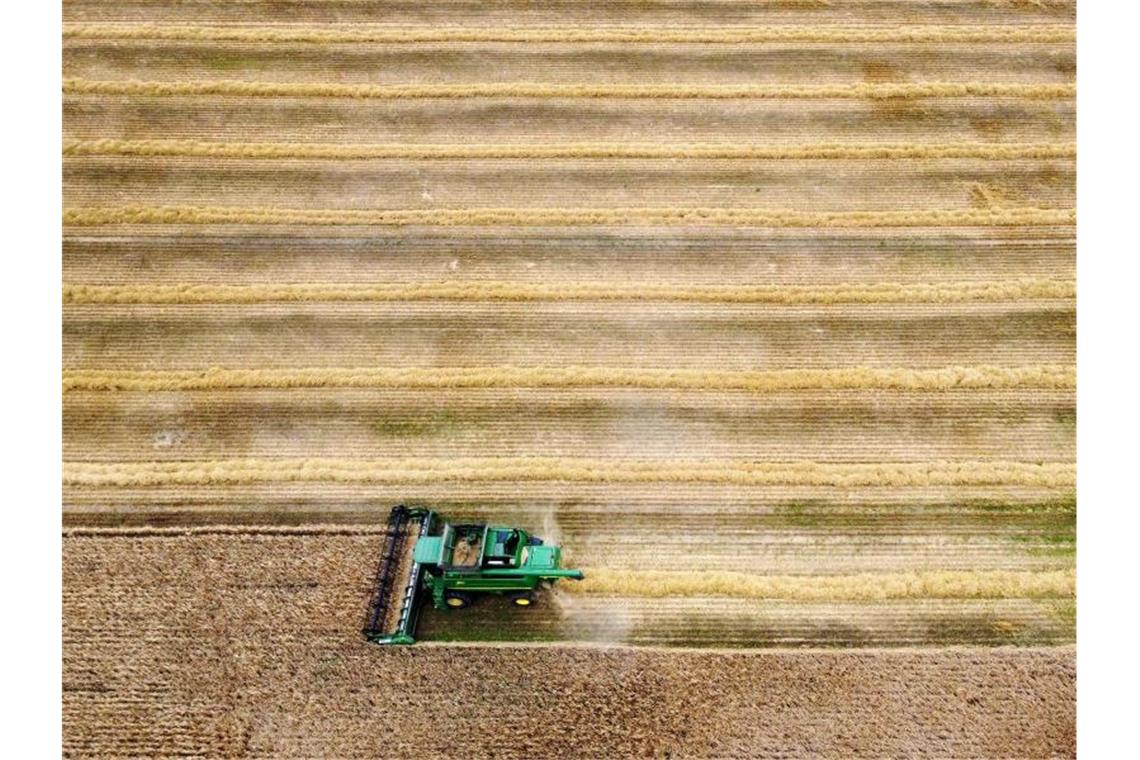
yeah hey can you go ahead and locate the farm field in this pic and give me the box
[64,531,1074,758]
[63,0,1075,756]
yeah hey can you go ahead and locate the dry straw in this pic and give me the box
[63,458,1075,488]
[63,78,1076,100]
[62,24,1077,44]
[62,139,1077,161]
[571,568,1075,601]
[62,205,1076,227]
[62,365,1076,393]
[62,279,1075,306]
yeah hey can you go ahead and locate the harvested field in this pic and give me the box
[63,389,1075,462]
[63,532,1075,757]
[63,0,1075,755]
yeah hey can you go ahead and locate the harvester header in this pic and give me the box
[362,505,584,645]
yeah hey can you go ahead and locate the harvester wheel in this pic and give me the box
[443,591,473,609]
[509,591,538,607]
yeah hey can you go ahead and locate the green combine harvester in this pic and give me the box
[363,505,584,645]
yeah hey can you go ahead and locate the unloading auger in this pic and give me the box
[362,505,584,645]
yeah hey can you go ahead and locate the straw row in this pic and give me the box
[62,458,1075,488]
[62,139,1077,161]
[62,365,1075,393]
[571,568,1075,601]
[62,279,1075,306]
[63,78,1076,100]
[62,24,1077,44]
[62,205,1076,227]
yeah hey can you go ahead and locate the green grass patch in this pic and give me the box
[204,54,250,71]
[969,494,1075,514]
[372,411,460,438]
[1047,599,1077,628]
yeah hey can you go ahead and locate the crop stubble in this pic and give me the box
[63,533,1075,756]
[63,0,1075,755]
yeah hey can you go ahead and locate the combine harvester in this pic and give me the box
[363,505,584,645]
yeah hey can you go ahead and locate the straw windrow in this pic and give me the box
[62,279,1075,306]
[62,365,1076,393]
[62,139,1077,161]
[62,24,1077,44]
[63,79,1076,100]
[572,568,1075,601]
[63,458,1076,488]
[63,205,1077,227]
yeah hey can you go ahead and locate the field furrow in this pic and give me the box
[64,40,1076,86]
[62,389,1075,463]
[63,157,1075,211]
[64,231,1074,286]
[64,95,1075,144]
[62,302,1074,370]
[62,482,1075,526]
[62,0,1077,26]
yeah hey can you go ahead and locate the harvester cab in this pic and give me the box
[363,506,584,645]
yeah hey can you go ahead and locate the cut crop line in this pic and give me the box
[62,78,1075,100]
[62,139,1077,161]
[62,24,1077,44]
[63,524,388,537]
[62,206,1076,228]
[62,279,1075,305]
[571,568,1074,601]
[63,365,1075,393]
[59,524,1073,600]
[62,459,1075,488]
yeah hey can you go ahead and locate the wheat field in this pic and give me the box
[63,0,1075,756]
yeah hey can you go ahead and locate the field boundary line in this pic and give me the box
[62,279,1075,305]
[61,365,1075,393]
[62,205,1076,228]
[62,458,1075,488]
[62,79,1076,100]
[414,641,1077,654]
[62,24,1077,44]
[571,568,1074,601]
[62,139,1077,161]
[63,524,388,537]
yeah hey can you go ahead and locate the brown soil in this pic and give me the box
[63,533,1074,758]
[64,532,1074,646]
